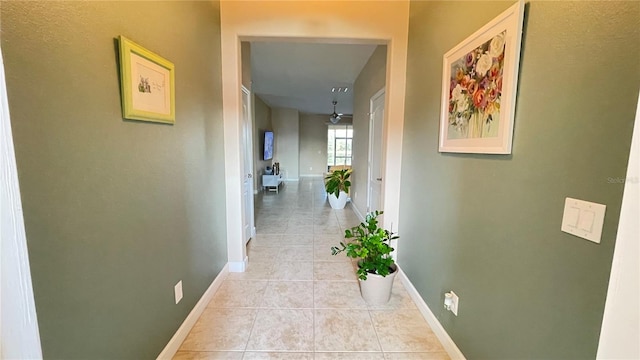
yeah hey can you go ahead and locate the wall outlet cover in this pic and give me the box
[450,291,459,316]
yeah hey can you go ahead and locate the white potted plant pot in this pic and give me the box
[359,264,397,305]
[328,191,348,209]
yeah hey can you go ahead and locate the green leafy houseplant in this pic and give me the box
[324,169,351,198]
[331,210,399,280]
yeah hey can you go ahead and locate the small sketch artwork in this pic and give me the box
[138,76,152,93]
[130,53,169,114]
[447,31,506,140]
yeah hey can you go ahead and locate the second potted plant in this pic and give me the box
[324,168,351,209]
[331,210,399,305]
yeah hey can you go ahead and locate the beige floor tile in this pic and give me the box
[249,235,283,247]
[272,261,313,280]
[261,281,314,309]
[284,224,315,235]
[384,352,451,360]
[367,280,417,310]
[288,217,314,226]
[172,351,243,360]
[208,280,268,308]
[315,309,381,352]
[370,309,445,352]
[256,226,286,235]
[179,308,256,351]
[277,246,313,262]
[313,233,346,246]
[246,309,314,351]
[314,281,367,309]
[281,234,313,246]
[313,217,340,226]
[226,262,274,281]
[313,261,357,281]
[314,225,342,234]
[248,247,281,262]
[242,352,313,359]
[315,353,385,360]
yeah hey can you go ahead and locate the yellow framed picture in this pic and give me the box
[118,36,175,124]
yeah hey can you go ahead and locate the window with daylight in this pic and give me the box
[327,124,353,168]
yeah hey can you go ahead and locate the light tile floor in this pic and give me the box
[174,178,449,360]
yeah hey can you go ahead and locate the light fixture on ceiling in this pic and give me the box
[331,87,349,93]
[329,100,342,124]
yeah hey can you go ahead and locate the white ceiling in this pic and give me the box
[250,42,378,116]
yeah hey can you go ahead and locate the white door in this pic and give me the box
[1,47,43,358]
[241,86,255,244]
[368,88,385,213]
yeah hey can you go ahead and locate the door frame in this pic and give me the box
[0,47,43,358]
[220,1,410,272]
[367,87,386,213]
[241,85,256,245]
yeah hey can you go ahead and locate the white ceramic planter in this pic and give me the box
[359,264,398,305]
[328,191,348,209]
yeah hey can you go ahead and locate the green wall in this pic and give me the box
[400,1,639,359]
[1,1,227,358]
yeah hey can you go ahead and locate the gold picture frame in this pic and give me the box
[118,36,175,124]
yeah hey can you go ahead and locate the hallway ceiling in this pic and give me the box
[250,41,378,116]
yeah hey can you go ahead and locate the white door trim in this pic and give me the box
[0,45,43,359]
[596,92,640,359]
[219,1,409,274]
[241,85,256,243]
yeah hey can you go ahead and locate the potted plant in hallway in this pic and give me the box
[324,168,351,209]
[331,210,399,305]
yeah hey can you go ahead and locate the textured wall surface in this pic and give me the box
[400,1,639,359]
[299,114,328,177]
[253,95,273,191]
[352,45,387,216]
[272,108,300,180]
[1,1,227,358]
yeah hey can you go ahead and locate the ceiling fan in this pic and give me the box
[329,100,351,124]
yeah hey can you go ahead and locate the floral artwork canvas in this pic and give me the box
[439,2,524,154]
[448,31,505,140]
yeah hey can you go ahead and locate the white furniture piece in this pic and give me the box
[262,173,283,193]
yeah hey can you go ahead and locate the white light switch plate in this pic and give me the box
[561,197,606,243]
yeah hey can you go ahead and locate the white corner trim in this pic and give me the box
[156,263,229,360]
[397,267,466,360]
[228,256,248,273]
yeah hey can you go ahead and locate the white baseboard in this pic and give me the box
[156,263,229,359]
[228,256,248,272]
[397,267,466,360]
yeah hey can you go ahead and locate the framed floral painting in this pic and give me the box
[439,2,525,154]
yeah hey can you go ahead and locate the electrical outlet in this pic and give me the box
[450,291,459,316]
[174,281,183,304]
[310,167,313,171]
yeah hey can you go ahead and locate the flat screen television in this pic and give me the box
[264,131,274,160]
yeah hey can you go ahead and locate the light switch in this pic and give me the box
[565,206,580,227]
[578,210,595,232]
[561,198,606,244]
